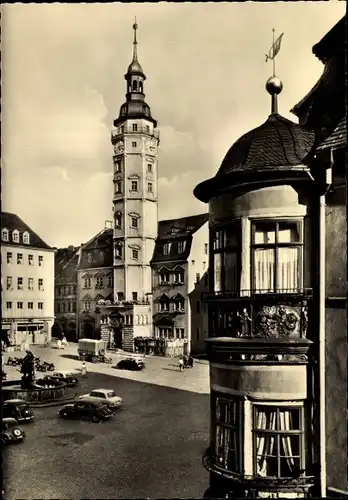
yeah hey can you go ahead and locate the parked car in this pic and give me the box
[78,389,123,409]
[58,400,113,423]
[3,399,35,423]
[2,418,26,444]
[43,370,79,387]
[117,357,145,371]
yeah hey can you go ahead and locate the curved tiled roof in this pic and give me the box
[217,114,315,176]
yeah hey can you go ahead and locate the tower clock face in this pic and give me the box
[146,138,157,154]
[114,141,124,154]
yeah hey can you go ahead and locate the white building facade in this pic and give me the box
[1,212,55,347]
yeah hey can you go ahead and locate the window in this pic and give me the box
[147,182,153,192]
[28,302,34,309]
[96,277,104,289]
[115,162,122,173]
[7,252,12,264]
[132,123,138,132]
[38,302,44,310]
[2,229,9,241]
[28,254,34,266]
[99,251,104,262]
[61,302,65,313]
[38,279,44,291]
[115,245,123,258]
[83,302,91,312]
[132,81,138,91]
[115,181,122,194]
[120,126,124,134]
[251,221,302,293]
[159,298,170,312]
[131,217,139,229]
[205,243,208,254]
[196,301,201,313]
[115,214,122,227]
[147,163,152,173]
[17,277,23,290]
[196,273,201,282]
[17,253,23,265]
[38,256,43,266]
[132,292,138,301]
[6,302,12,309]
[6,277,13,290]
[72,302,76,313]
[87,253,92,264]
[28,278,34,291]
[253,405,304,478]
[175,328,185,339]
[84,277,91,288]
[178,241,186,254]
[132,141,137,148]
[146,125,150,133]
[12,230,19,243]
[17,302,23,309]
[173,270,184,283]
[160,271,170,284]
[163,243,171,256]
[132,249,139,260]
[107,275,113,288]
[131,181,138,191]
[159,327,172,339]
[173,298,185,311]
[212,223,241,293]
[23,232,30,244]
[215,397,242,473]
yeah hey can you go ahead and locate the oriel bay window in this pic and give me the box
[214,397,242,473]
[212,222,241,293]
[253,405,305,478]
[251,220,302,293]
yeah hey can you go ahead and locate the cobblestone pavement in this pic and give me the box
[3,343,210,395]
[3,357,210,500]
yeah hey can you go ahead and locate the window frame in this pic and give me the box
[12,230,19,243]
[210,221,242,293]
[17,253,23,265]
[23,232,30,244]
[131,217,138,229]
[252,403,305,479]
[38,302,44,310]
[6,252,12,264]
[132,141,137,148]
[250,219,303,293]
[163,243,171,256]
[147,182,153,193]
[213,395,244,474]
[17,277,23,290]
[132,249,139,260]
[131,180,138,192]
[2,229,9,241]
[17,301,23,309]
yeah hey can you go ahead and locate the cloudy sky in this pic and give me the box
[2,2,345,248]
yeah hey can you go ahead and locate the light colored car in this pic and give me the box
[78,389,123,409]
[43,370,79,387]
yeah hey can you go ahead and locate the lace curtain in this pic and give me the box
[254,248,299,292]
[255,409,300,478]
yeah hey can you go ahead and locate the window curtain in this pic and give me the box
[277,248,299,292]
[256,410,296,477]
[254,249,275,292]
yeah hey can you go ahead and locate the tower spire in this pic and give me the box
[132,17,138,62]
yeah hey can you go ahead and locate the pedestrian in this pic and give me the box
[179,356,184,372]
[61,335,69,348]
[81,361,87,377]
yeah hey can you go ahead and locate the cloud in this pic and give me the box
[2,2,345,247]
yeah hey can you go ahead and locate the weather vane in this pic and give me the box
[265,29,284,76]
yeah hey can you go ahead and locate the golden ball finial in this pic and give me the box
[266,76,283,95]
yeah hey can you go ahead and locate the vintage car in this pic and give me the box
[43,370,79,387]
[2,418,26,444]
[117,357,145,371]
[3,399,35,423]
[78,389,123,410]
[58,399,113,423]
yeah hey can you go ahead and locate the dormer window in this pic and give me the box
[2,229,9,242]
[178,241,186,254]
[23,231,30,244]
[12,230,19,243]
[163,243,171,256]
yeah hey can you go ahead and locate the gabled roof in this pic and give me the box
[1,211,52,250]
[55,246,80,280]
[79,228,113,270]
[312,17,345,63]
[157,213,208,240]
[317,116,346,151]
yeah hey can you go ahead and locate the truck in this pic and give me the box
[77,339,111,363]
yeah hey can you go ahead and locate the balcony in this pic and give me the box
[111,126,160,143]
[205,288,313,340]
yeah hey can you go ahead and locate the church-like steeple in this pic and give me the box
[114,19,156,127]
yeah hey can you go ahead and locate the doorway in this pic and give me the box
[113,327,123,349]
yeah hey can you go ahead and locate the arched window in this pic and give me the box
[139,82,143,93]
[140,315,144,325]
[135,314,140,325]
[23,231,30,244]
[144,315,148,325]
[12,230,19,243]
[132,80,138,91]
[2,228,9,242]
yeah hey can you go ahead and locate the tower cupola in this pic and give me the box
[114,19,157,127]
